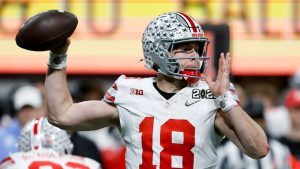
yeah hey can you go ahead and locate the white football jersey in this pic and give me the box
[103,75,238,169]
[0,149,101,169]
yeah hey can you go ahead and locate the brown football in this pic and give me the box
[15,10,78,51]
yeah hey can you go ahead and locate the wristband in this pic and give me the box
[215,91,238,112]
[48,51,67,69]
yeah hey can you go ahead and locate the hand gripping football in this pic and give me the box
[15,10,78,51]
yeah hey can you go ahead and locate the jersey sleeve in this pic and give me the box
[0,156,16,169]
[102,75,126,105]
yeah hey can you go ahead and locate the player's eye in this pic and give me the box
[174,47,198,54]
[180,48,189,52]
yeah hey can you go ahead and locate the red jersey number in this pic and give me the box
[29,161,63,169]
[139,117,195,169]
[28,161,90,169]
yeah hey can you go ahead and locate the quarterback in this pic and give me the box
[45,12,269,169]
[0,117,101,169]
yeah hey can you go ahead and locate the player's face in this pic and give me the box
[17,106,38,127]
[170,42,202,70]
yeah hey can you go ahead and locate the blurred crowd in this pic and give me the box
[0,78,125,169]
[1,70,300,169]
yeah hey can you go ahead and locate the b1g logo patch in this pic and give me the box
[192,89,215,99]
[130,88,144,95]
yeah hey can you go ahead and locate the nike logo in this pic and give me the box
[185,99,201,106]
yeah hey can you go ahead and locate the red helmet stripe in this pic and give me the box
[177,12,198,33]
[33,117,40,150]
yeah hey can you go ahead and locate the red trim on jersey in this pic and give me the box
[178,12,198,33]
[112,83,118,90]
[105,92,115,102]
[66,162,90,169]
[33,117,40,150]
[0,157,15,165]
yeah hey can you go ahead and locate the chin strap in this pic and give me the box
[179,70,201,84]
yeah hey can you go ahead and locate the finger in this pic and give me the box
[224,52,232,76]
[227,52,232,74]
[221,53,226,72]
[65,38,71,47]
[51,38,71,54]
[217,53,225,81]
[223,52,230,73]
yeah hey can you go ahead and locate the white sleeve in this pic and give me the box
[103,75,126,105]
[0,156,17,169]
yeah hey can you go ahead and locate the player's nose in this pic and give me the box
[186,59,201,68]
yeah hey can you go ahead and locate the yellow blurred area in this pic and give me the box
[0,2,176,17]
[0,1,296,18]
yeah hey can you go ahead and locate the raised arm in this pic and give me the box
[45,40,119,131]
[206,53,269,159]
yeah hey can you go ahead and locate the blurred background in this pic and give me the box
[0,0,300,168]
[0,0,298,95]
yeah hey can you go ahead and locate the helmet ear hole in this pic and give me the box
[152,63,159,71]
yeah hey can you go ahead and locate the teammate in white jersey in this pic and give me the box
[0,117,101,169]
[44,12,269,169]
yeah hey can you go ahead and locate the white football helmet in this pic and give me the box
[142,12,209,84]
[18,117,73,154]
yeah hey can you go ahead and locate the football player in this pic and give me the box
[45,12,269,168]
[0,117,101,169]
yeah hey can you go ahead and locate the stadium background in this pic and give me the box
[0,1,298,94]
[0,0,299,75]
[0,0,299,168]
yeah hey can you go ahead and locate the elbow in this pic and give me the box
[46,103,73,130]
[47,114,62,127]
[258,142,270,159]
[251,142,269,159]
[46,113,69,130]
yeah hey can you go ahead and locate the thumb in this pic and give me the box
[50,39,71,55]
